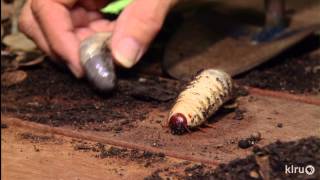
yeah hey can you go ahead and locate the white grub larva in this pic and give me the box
[168,69,233,134]
[80,32,116,92]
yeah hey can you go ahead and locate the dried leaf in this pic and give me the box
[3,33,37,52]
[15,53,45,67]
[1,70,28,87]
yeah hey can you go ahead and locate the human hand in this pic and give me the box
[19,0,177,78]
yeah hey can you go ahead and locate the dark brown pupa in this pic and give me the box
[80,32,116,92]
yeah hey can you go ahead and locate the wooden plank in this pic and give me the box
[1,125,186,180]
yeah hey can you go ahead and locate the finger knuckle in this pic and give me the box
[138,16,162,34]
[31,0,46,17]
[18,12,31,33]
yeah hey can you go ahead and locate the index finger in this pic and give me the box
[31,0,83,77]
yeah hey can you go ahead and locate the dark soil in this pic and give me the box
[1,59,180,132]
[72,140,166,165]
[236,36,320,95]
[238,133,261,149]
[145,137,320,180]
[98,147,165,164]
[72,141,106,152]
[1,123,8,129]
[144,171,163,180]
[19,132,61,144]
[277,123,284,128]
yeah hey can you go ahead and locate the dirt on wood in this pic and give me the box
[71,140,166,167]
[1,126,191,180]
[145,137,320,180]
[2,121,319,179]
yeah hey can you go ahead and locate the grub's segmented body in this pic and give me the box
[80,32,116,92]
[168,69,233,134]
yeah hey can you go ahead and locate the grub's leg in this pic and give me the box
[252,0,286,43]
[203,123,215,128]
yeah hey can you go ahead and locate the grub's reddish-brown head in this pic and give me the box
[169,113,189,135]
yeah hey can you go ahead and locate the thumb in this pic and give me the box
[110,0,177,68]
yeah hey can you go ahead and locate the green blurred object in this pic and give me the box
[101,0,133,14]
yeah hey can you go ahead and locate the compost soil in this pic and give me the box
[1,59,181,132]
[236,35,320,95]
[145,137,320,180]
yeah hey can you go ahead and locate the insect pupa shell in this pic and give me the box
[79,32,116,92]
[168,69,233,134]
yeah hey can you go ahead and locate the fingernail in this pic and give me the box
[68,63,83,78]
[113,37,141,68]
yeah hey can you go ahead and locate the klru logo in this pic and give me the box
[285,164,315,175]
